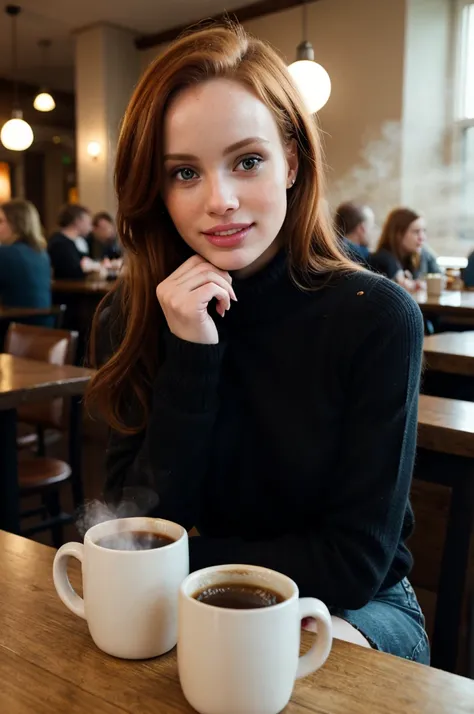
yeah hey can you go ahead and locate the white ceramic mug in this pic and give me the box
[426,273,444,296]
[53,516,189,659]
[178,564,332,714]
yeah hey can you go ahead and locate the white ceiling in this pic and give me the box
[0,0,257,92]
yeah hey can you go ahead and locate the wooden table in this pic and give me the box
[417,394,474,672]
[51,278,113,295]
[0,354,94,535]
[424,332,474,376]
[0,306,58,321]
[415,290,474,319]
[1,532,473,714]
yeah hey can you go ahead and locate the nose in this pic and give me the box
[205,174,239,216]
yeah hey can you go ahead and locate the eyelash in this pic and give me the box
[172,155,264,182]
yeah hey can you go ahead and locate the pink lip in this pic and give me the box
[202,223,254,248]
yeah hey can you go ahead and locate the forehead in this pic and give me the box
[410,217,425,229]
[163,78,282,153]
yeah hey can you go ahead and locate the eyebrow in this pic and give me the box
[163,137,270,162]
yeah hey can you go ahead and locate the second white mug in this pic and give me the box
[178,564,333,714]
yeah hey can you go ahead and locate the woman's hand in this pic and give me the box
[156,255,237,344]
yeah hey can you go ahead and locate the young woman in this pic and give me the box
[88,25,428,662]
[0,199,52,325]
[370,208,439,291]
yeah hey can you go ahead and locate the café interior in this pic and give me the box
[2,0,474,712]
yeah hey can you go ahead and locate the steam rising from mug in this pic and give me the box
[329,121,474,254]
[76,487,160,547]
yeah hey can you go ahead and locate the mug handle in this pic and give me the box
[52,542,86,620]
[296,598,332,678]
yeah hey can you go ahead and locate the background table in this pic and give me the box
[51,279,113,295]
[415,291,474,319]
[424,332,474,376]
[1,532,474,714]
[0,354,94,534]
[0,306,61,321]
[417,394,474,672]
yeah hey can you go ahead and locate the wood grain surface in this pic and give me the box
[52,279,113,295]
[0,307,61,321]
[424,332,474,376]
[0,354,94,410]
[418,393,474,458]
[1,532,474,713]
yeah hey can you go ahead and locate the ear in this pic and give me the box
[285,138,299,189]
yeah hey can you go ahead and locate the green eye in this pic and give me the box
[175,168,197,181]
[239,156,262,171]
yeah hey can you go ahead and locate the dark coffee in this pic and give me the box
[95,530,175,551]
[193,583,284,609]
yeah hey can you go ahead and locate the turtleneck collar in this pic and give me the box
[231,248,289,300]
[217,249,296,331]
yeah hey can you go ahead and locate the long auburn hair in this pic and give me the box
[1,199,46,251]
[376,208,422,272]
[86,23,360,434]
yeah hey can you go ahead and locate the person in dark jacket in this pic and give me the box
[0,199,52,326]
[334,201,374,264]
[463,250,474,288]
[87,212,122,261]
[86,25,429,663]
[48,204,104,279]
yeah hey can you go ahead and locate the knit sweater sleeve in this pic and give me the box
[188,281,423,608]
[103,319,225,530]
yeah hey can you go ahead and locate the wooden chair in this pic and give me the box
[5,322,81,547]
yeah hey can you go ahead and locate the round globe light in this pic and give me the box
[1,112,34,151]
[288,59,332,114]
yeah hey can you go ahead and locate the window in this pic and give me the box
[458,2,474,119]
[456,1,474,234]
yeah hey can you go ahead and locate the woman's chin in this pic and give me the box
[204,247,260,273]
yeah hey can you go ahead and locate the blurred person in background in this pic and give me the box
[0,199,52,326]
[370,208,439,292]
[463,248,474,288]
[87,211,122,262]
[48,204,105,279]
[334,201,374,264]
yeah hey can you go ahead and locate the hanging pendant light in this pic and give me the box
[33,40,55,112]
[1,5,34,151]
[288,1,331,114]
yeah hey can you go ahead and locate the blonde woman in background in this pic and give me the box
[0,199,52,325]
[370,208,439,291]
